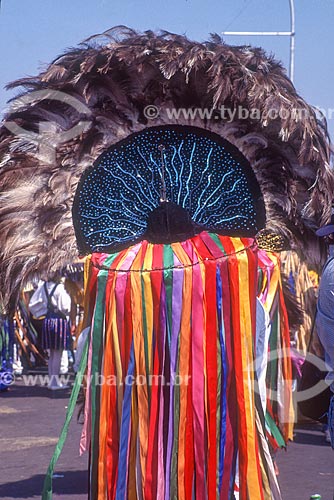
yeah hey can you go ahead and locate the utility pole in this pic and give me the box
[222,0,295,82]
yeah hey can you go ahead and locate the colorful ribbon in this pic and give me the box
[80,232,290,500]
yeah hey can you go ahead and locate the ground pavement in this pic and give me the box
[0,376,333,500]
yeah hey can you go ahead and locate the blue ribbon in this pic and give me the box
[116,340,135,499]
[216,267,227,491]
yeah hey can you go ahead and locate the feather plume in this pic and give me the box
[0,27,333,309]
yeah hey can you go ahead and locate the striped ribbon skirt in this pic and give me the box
[80,232,292,500]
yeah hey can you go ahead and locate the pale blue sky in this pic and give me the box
[1,0,333,137]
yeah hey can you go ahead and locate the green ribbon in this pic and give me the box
[89,253,119,496]
[41,335,89,500]
[90,270,108,493]
[265,411,286,448]
[209,232,227,255]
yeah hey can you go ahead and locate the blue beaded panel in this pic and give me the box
[73,126,265,253]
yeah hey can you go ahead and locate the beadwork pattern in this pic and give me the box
[73,126,265,252]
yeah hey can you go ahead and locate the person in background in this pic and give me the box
[29,274,71,390]
[315,214,334,446]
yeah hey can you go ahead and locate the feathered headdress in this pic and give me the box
[0,26,333,308]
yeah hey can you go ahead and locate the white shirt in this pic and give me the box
[29,280,71,319]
